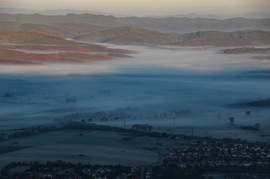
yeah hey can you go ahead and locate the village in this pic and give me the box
[1,127,270,179]
[165,134,270,168]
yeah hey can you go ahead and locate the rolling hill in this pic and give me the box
[0,31,84,45]
[74,26,182,45]
[0,48,116,64]
[167,30,270,47]
[0,44,132,54]
[167,38,270,47]
[0,13,124,27]
[49,23,109,37]
[180,30,270,40]
[74,28,270,46]
[123,17,270,33]
[0,21,109,38]
[223,47,270,54]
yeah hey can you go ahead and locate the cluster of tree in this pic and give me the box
[37,126,56,133]
[228,116,262,130]
[62,122,129,133]
[153,113,168,118]
[99,89,111,95]
[132,124,153,132]
[1,162,16,176]
[241,123,261,130]
[81,118,93,122]
[62,122,150,136]
[228,117,234,125]
[4,93,14,98]
[12,130,33,138]
[65,98,77,103]
[249,98,270,107]
[100,117,109,121]
[0,133,7,141]
[175,110,191,116]
[254,123,261,130]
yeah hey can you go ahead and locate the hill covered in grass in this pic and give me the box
[167,30,270,47]
[74,28,270,46]
[74,26,182,45]
[223,47,270,54]
[0,44,132,54]
[0,31,84,45]
[0,48,127,64]
[49,23,109,37]
[167,38,270,47]
[0,21,109,38]
[180,30,270,40]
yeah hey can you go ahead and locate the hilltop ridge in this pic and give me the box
[0,21,109,38]
[181,30,270,40]
[1,13,269,33]
[223,47,270,54]
[74,26,182,45]
[74,28,270,46]
[0,31,85,45]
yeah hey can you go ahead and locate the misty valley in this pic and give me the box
[1,45,269,138]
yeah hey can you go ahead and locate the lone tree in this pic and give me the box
[148,125,153,132]
[245,111,251,116]
[254,123,261,130]
[132,124,139,130]
[229,117,234,125]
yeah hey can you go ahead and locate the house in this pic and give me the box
[43,172,53,178]
[215,161,222,166]
[243,162,250,167]
[179,162,187,168]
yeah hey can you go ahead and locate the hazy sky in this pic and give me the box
[0,0,270,16]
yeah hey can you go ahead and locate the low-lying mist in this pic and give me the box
[1,44,270,141]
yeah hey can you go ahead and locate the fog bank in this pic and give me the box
[0,45,270,141]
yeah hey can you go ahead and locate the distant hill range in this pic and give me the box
[1,8,270,19]
[74,27,270,46]
[1,26,269,47]
[1,12,269,47]
[0,13,269,34]
[0,8,128,17]
[0,31,84,45]
[145,12,270,19]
